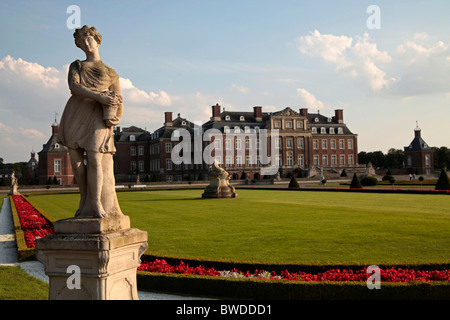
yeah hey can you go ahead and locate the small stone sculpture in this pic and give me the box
[9,171,19,195]
[202,160,238,198]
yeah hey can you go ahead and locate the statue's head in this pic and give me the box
[73,25,102,50]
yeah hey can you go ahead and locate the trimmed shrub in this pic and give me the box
[288,176,299,189]
[435,168,450,191]
[340,169,348,177]
[361,176,378,186]
[350,173,362,189]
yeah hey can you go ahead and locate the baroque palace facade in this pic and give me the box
[113,104,360,182]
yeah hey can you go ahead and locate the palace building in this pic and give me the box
[404,124,434,175]
[113,104,360,182]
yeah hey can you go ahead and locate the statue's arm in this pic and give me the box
[68,62,112,105]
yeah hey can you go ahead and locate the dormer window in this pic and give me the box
[320,127,326,134]
[244,126,250,133]
[181,121,186,126]
[329,127,335,134]
[312,127,317,134]
[315,117,319,122]
[234,126,240,133]
[337,127,343,134]
[327,118,332,122]
[130,135,135,141]
[225,115,230,121]
[54,143,60,149]
[240,116,245,121]
[224,126,230,133]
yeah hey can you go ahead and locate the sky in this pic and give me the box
[0,0,449,163]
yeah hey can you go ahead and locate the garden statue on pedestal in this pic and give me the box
[36,25,147,300]
[202,160,238,198]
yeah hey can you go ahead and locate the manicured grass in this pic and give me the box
[27,189,450,264]
[0,266,48,300]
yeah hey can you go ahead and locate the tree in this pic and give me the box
[350,173,362,189]
[435,168,450,191]
[288,176,299,189]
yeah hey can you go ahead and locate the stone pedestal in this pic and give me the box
[36,215,148,300]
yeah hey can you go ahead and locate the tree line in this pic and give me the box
[358,147,450,170]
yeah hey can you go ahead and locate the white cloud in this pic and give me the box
[230,83,250,94]
[119,77,171,106]
[19,128,45,140]
[297,30,393,92]
[296,88,327,110]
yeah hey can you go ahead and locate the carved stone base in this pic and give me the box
[36,216,148,300]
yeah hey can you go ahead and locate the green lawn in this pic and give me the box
[0,266,48,300]
[27,189,450,264]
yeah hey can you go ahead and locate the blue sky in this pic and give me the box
[1,0,449,163]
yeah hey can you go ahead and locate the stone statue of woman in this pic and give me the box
[58,25,123,219]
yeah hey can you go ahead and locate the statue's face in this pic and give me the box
[78,34,99,54]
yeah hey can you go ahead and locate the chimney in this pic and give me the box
[253,106,262,122]
[212,104,221,121]
[334,109,344,123]
[299,108,308,117]
[164,112,173,126]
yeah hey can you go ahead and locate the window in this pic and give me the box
[246,156,252,166]
[348,139,353,149]
[321,127,326,134]
[234,126,240,133]
[315,117,319,122]
[131,161,137,172]
[224,126,230,133]
[331,155,337,166]
[236,139,241,150]
[340,155,345,166]
[54,143,60,149]
[240,116,245,121]
[322,155,328,166]
[176,175,182,181]
[313,155,319,166]
[297,121,303,129]
[236,156,242,167]
[348,155,354,165]
[425,154,431,167]
[275,138,281,149]
[322,139,327,149]
[312,127,317,134]
[138,146,144,156]
[167,175,173,182]
[276,155,281,166]
[254,126,260,133]
[166,159,172,170]
[329,128,335,134]
[298,155,304,167]
[274,121,281,128]
[225,139,231,150]
[339,139,345,149]
[245,139,250,149]
[225,115,230,121]
[138,161,144,172]
[407,155,412,166]
[297,139,304,149]
[181,121,186,126]
[256,139,260,149]
[313,139,318,149]
[130,146,136,156]
[286,138,293,149]
[214,139,221,149]
[244,126,250,133]
[130,135,135,142]
[225,156,232,167]
[287,155,293,167]
[338,127,343,134]
[331,139,336,149]
[286,121,292,128]
[165,143,172,153]
[54,159,61,174]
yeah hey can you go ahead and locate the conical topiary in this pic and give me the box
[288,176,300,189]
[350,173,362,189]
[435,168,450,190]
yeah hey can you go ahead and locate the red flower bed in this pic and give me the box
[12,195,54,248]
[138,259,450,283]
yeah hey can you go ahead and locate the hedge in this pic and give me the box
[136,271,450,300]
